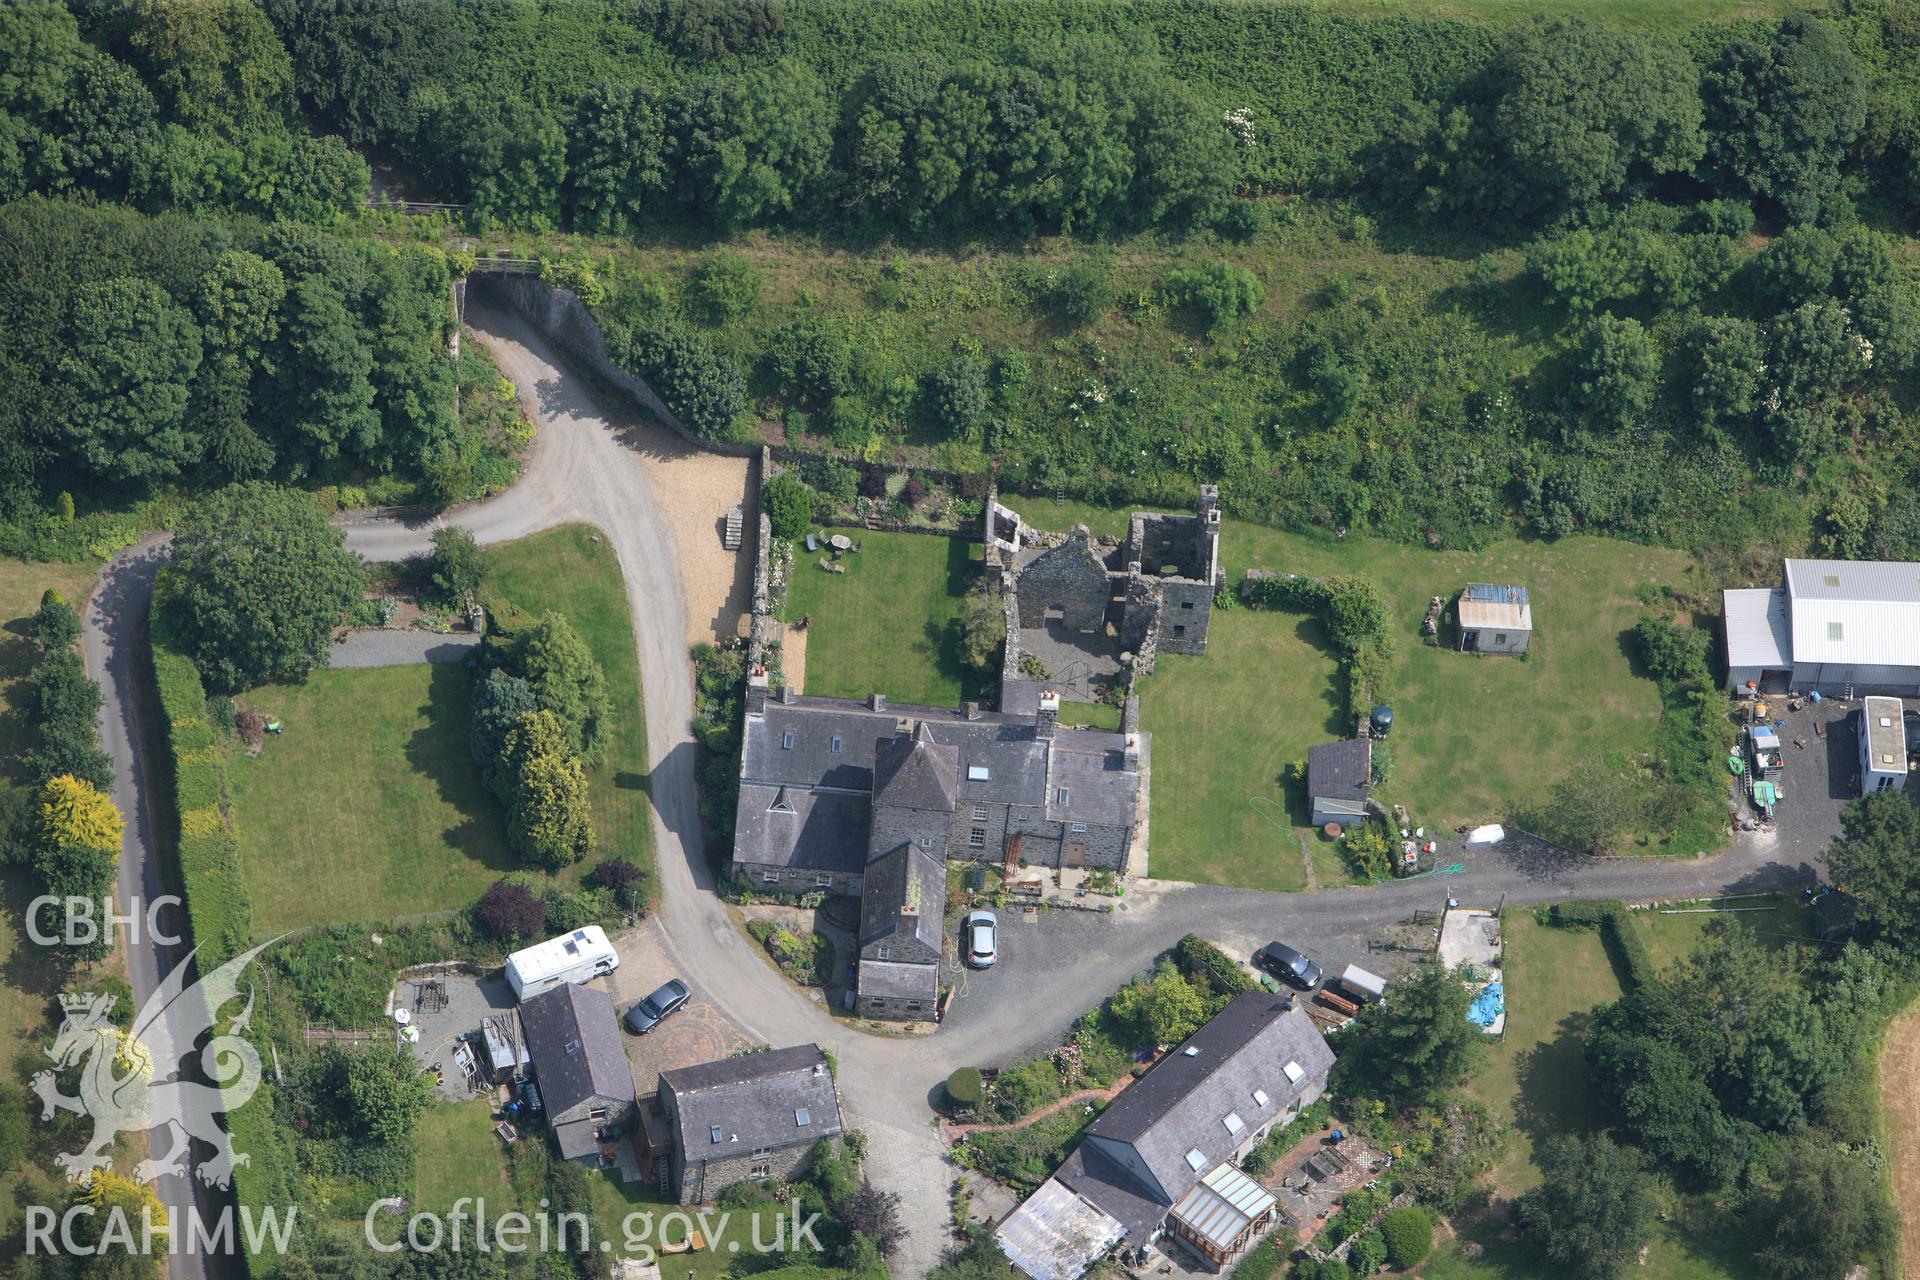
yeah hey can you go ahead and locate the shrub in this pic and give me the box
[1380,1205,1432,1269]
[763,472,814,540]
[858,465,890,499]
[1216,200,1267,243]
[1348,1228,1387,1275]
[1548,899,1654,989]
[30,588,81,651]
[930,354,991,432]
[1174,933,1256,994]
[945,1067,984,1111]
[587,857,648,912]
[429,525,485,604]
[1165,261,1264,332]
[1232,1240,1282,1280]
[685,248,763,324]
[1050,264,1114,328]
[476,879,547,940]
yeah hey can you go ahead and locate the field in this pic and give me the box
[1009,498,1689,889]
[225,524,653,932]
[783,527,992,708]
[227,664,513,932]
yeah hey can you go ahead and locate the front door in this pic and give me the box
[1065,839,1085,868]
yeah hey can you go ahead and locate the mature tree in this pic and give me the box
[471,670,539,787]
[565,81,669,236]
[474,878,546,941]
[1109,964,1207,1048]
[1752,1136,1897,1280]
[56,55,161,196]
[39,774,122,857]
[958,578,1007,673]
[343,1042,434,1143]
[1691,315,1765,429]
[1703,16,1866,222]
[508,614,610,767]
[1342,958,1482,1104]
[762,472,814,542]
[266,0,469,144]
[1487,19,1704,221]
[429,525,484,605]
[500,710,594,869]
[197,250,286,361]
[1753,225,1839,310]
[1823,788,1920,949]
[165,482,368,692]
[845,1178,906,1259]
[1584,1018,1753,1183]
[58,277,203,481]
[1569,314,1657,430]
[669,63,835,229]
[128,0,293,135]
[685,248,763,326]
[1518,1133,1658,1280]
[32,839,117,961]
[30,588,81,652]
[23,649,111,790]
[266,277,379,474]
[1767,299,1865,419]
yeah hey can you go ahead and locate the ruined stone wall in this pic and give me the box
[1014,532,1109,632]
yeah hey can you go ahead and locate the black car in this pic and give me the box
[623,978,690,1034]
[1255,942,1322,991]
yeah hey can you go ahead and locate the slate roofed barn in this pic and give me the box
[517,983,637,1166]
[999,993,1334,1276]
[1724,558,1920,695]
[657,1044,843,1205]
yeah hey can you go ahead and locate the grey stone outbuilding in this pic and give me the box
[518,983,637,1168]
[658,1045,843,1205]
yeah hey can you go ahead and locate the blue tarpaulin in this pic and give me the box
[1467,982,1504,1028]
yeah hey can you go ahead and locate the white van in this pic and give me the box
[505,926,619,1001]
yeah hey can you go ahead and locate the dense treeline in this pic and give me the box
[0,198,460,518]
[0,1,367,219]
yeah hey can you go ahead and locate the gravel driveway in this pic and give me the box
[329,629,481,668]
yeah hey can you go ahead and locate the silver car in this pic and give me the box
[963,911,998,968]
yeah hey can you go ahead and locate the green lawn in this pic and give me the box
[784,527,992,708]
[228,663,512,932]
[582,1171,803,1275]
[1464,914,1622,1197]
[227,523,652,933]
[484,524,655,869]
[1634,895,1821,972]
[414,1101,520,1212]
[1058,699,1122,730]
[1015,497,1690,889]
[1428,1210,1759,1280]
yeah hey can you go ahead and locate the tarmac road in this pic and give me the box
[82,293,1823,1280]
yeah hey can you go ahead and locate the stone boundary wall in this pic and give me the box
[748,447,774,668]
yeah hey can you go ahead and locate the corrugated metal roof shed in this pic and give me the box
[1786,559,1920,667]
[1458,583,1532,631]
[1723,588,1791,671]
[996,1178,1126,1280]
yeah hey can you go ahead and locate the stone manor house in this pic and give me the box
[728,485,1228,1020]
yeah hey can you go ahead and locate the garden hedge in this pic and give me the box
[1175,933,1257,995]
[1548,898,1654,990]
[1381,1204,1433,1268]
[150,594,296,1276]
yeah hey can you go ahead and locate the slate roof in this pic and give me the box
[519,984,635,1121]
[732,784,869,874]
[1307,738,1371,798]
[856,957,940,1002]
[1060,994,1335,1244]
[1046,736,1140,828]
[859,842,947,955]
[661,1044,843,1157]
[874,724,959,812]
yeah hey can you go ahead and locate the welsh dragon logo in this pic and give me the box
[31,938,280,1188]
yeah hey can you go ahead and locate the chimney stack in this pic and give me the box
[746,666,770,716]
[869,692,887,712]
[962,700,981,721]
[1036,689,1059,740]
[1124,734,1141,771]
[780,684,798,704]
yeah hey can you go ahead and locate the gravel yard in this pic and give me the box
[621,425,752,648]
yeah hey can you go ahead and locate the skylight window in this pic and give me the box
[1252,1089,1270,1107]
[1185,1148,1207,1173]
[710,1126,723,1144]
[831,736,843,753]
[967,765,990,781]
[1223,1113,1245,1136]
[796,1108,812,1127]
[782,730,794,749]
[1283,1060,1305,1083]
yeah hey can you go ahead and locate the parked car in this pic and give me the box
[962,911,998,968]
[623,978,690,1034]
[1255,942,1322,991]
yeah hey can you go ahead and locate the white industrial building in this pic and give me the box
[1724,558,1920,696]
